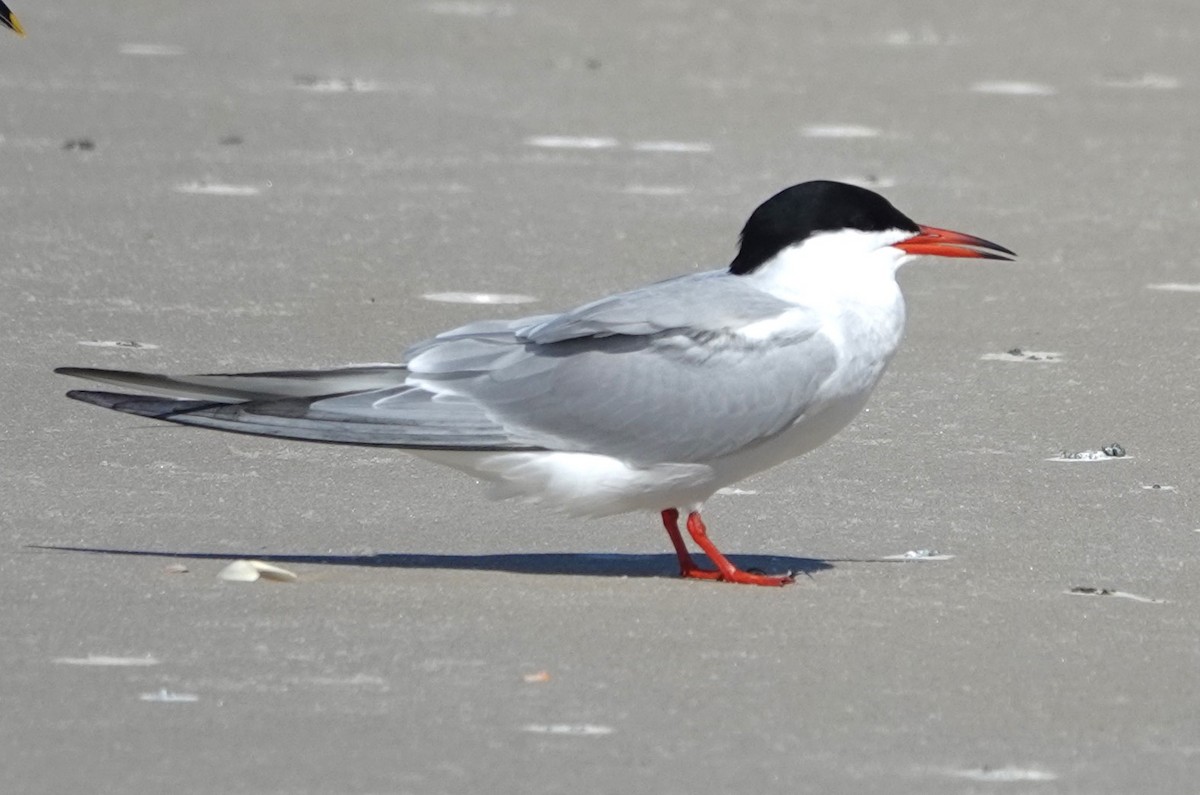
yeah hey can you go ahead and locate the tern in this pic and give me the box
[57,180,1013,586]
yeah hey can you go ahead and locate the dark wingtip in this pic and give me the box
[64,390,222,421]
[65,389,126,409]
[57,366,142,379]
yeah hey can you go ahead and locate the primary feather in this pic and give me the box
[59,271,838,465]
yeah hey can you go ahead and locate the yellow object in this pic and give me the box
[1,2,24,37]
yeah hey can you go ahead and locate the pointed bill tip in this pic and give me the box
[895,224,1016,260]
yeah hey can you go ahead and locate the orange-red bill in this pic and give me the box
[894,225,1015,260]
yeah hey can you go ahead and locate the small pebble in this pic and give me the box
[1069,586,1114,596]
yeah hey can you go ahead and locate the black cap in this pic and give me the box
[730,181,920,275]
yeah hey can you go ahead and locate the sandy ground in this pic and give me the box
[3,1,1200,792]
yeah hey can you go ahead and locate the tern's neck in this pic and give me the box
[738,235,910,311]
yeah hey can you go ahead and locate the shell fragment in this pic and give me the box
[217,560,298,583]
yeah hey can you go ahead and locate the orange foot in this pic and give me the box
[659,509,794,587]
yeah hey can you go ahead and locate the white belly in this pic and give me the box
[413,351,894,518]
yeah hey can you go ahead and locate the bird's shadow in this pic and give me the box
[28,544,833,580]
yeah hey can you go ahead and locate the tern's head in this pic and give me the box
[729,180,1014,277]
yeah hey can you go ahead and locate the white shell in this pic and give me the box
[217,559,298,583]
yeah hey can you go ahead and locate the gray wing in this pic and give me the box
[64,386,530,449]
[512,270,795,343]
[59,271,836,461]
[404,271,836,463]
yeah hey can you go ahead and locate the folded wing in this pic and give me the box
[60,271,837,463]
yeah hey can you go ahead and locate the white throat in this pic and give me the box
[739,227,914,306]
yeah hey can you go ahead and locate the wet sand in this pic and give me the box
[3,1,1199,792]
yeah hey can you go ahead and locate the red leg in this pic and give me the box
[684,511,794,587]
[660,509,720,580]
